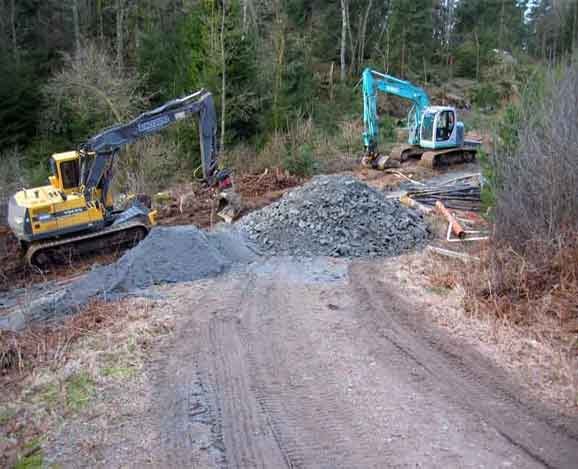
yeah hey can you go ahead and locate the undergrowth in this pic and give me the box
[0,298,173,468]
[427,241,578,409]
[463,239,578,328]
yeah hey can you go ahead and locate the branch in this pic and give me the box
[66,80,123,123]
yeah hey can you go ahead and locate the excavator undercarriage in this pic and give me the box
[362,142,477,171]
[25,219,150,267]
[392,143,477,168]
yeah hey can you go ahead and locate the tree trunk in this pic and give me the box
[9,0,17,62]
[116,0,125,72]
[401,25,406,77]
[329,61,334,102]
[385,26,390,73]
[273,10,286,133]
[345,0,355,75]
[242,0,247,39]
[570,3,578,64]
[220,0,227,151]
[358,0,373,71]
[72,0,81,55]
[340,0,347,81]
[97,0,104,43]
[474,29,480,82]
[498,0,505,51]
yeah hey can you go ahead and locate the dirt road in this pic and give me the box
[49,257,578,468]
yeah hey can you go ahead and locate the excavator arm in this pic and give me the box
[80,89,219,203]
[362,69,430,156]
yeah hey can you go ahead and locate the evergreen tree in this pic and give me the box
[387,0,434,78]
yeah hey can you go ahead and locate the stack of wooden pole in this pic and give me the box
[402,174,482,212]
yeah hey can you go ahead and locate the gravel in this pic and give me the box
[238,175,429,257]
[0,226,257,330]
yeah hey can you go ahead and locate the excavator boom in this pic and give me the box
[81,90,219,204]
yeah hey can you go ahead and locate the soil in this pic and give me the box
[44,256,578,468]
[157,169,303,228]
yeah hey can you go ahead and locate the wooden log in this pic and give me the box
[436,201,466,239]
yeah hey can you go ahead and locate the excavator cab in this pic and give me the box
[49,152,81,193]
[419,106,464,150]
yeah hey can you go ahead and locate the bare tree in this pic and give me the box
[72,0,81,55]
[492,66,578,251]
[220,0,227,150]
[9,0,17,61]
[42,42,145,134]
[357,0,373,71]
[116,0,126,72]
[340,0,348,81]
[96,0,105,42]
[572,3,578,63]
[498,0,505,51]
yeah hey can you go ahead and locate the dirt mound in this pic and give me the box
[0,226,256,330]
[238,175,429,257]
[158,169,302,228]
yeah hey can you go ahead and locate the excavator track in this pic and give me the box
[419,147,476,169]
[26,221,150,267]
[389,144,426,162]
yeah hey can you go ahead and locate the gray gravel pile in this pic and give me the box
[239,175,428,257]
[0,226,256,330]
[104,226,256,291]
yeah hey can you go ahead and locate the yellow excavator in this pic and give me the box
[8,89,235,266]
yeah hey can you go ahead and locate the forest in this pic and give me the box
[0,0,576,194]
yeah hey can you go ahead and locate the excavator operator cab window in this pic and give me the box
[421,112,435,142]
[59,159,80,190]
[436,110,455,142]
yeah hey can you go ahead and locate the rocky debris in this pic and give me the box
[238,175,429,257]
[0,226,256,330]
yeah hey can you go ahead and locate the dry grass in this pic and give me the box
[223,117,360,176]
[424,242,578,412]
[0,297,176,468]
[463,239,578,326]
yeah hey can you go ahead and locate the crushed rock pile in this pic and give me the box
[238,175,429,257]
[0,226,256,330]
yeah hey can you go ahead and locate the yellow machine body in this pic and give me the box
[8,151,155,245]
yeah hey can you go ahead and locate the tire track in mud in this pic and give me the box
[194,259,391,468]
[348,260,578,469]
[237,261,389,468]
[196,271,291,468]
[146,281,225,468]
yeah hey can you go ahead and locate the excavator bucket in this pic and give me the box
[216,188,242,224]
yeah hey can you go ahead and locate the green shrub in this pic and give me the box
[380,115,397,142]
[454,41,479,79]
[471,83,501,108]
[283,143,317,177]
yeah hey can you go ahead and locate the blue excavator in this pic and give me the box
[8,89,237,266]
[361,68,480,170]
